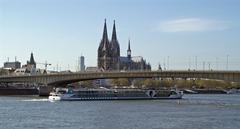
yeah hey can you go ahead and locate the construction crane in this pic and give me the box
[37,61,51,71]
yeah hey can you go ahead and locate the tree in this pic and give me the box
[118,78,130,87]
[231,82,240,89]
[111,79,120,86]
[133,79,144,88]
[110,78,130,88]
[195,79,232,89]
[80,80,94,88]
[0,69,9,76]
[161,79,174,88]
[143,79,163,89]
[143,79,155,88]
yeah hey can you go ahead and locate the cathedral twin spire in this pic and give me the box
[98,19,120,70]
[111,20,117,41]
[99,19,119,51]
[101,19,109,51]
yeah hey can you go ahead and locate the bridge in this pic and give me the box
[0,71,240,86]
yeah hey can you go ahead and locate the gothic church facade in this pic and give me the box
[97,20,151,71]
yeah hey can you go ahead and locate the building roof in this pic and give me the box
[120,57,129,63]
[120,56,144,63]
[131,56,143,62]
[86,67,99,72]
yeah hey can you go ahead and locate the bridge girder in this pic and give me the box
[0,71,240,86]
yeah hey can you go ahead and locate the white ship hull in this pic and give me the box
[49,88,183,101]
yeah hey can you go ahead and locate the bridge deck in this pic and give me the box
[0,71,240,85]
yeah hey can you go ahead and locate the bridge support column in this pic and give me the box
[38,85,53,96]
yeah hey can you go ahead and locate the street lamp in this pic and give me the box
[226,55,229,70]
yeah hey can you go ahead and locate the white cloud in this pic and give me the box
[158,18,228,32]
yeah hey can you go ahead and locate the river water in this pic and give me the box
[0,94,240,129]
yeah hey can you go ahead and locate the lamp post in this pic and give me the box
[203,61,205,71]
[195,56,198,70]
[208,62,211,71]
[226,55,229,70]
[167,56,169,70]
[188,57,191,70]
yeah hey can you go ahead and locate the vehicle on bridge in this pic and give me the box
[48,88,183,101]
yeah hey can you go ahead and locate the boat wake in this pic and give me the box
[21,99,49,102]
[180,98,240,107]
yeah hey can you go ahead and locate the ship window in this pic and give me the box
[149,91,153,97]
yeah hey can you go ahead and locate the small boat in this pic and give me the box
[183,89,198,94]
[49,88,183,101]
[226,89,240,94]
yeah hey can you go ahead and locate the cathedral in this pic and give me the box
[97,19,151,71]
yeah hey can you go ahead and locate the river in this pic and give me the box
[0,94,240,129]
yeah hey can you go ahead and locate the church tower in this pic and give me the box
[27,52,36,68]
[127,39,132,70]
[127,39,131,59]
[110,20,120,70]
[98,19,111,71]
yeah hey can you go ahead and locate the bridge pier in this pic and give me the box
[38,85,53,96]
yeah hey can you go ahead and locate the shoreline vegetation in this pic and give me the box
[79,78,240,91]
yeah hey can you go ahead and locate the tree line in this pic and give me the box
[75,78,240,90]
[110,78,240,90]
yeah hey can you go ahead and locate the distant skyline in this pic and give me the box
[0,0,240,71]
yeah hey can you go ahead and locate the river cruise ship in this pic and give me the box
[49,88,183,101]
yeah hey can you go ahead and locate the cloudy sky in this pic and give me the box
[0,0,240,71]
